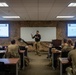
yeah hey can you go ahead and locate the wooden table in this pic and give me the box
[59,58,69,75]
[0,50,25,70]
[0,58,19,75]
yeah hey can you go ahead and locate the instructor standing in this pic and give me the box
[31,30,41,56]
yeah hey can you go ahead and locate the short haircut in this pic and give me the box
[63,39,67,43]
[67,39,73,45]
[37,30,39,32]
[11,39,16,44]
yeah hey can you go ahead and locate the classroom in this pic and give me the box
[0,0,76,75]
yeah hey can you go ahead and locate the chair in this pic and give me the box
[52,39,62,50]
[19,46,27,56]
[0,62,5,75]
[61,51,69,57]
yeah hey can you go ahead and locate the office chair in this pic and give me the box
[61,51,69,58]
[52,39,62,50]
[19,46,27,56]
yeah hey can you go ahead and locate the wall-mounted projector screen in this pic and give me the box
[20,27,56,41]
[67,23,76,37]
[0,24,9,37]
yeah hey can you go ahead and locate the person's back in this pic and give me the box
[7,39,19,58]
[8,44,19,57]
[62,39,74,51]
[68,49,76,75]
[62,45,73,52]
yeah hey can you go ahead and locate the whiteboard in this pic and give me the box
[20,27,56,41]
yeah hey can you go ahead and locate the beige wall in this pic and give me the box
[0,21,76,46]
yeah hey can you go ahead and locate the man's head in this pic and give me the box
[36,30,39,34]
[11,39,16,44]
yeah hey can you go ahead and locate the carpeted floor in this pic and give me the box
[19,52,60,75]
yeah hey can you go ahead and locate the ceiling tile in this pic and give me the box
[0,0,75,20]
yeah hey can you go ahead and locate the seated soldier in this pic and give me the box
[62,39,74,52]
[6,39,20,58]
[66,48,76,75]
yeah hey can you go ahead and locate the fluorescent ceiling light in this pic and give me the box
[68,3,76,7]
[2,16,20,18]
[56,16,74,18]
[0,2,8,7]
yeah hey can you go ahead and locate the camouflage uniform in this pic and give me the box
[62,45,73,51]
[68,49,76,75]
[6,44,19,58]
[66,50,76,75]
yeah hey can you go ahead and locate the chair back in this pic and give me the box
[19,46,27,56]
[61,51,69,57]
[52,39,62,49]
